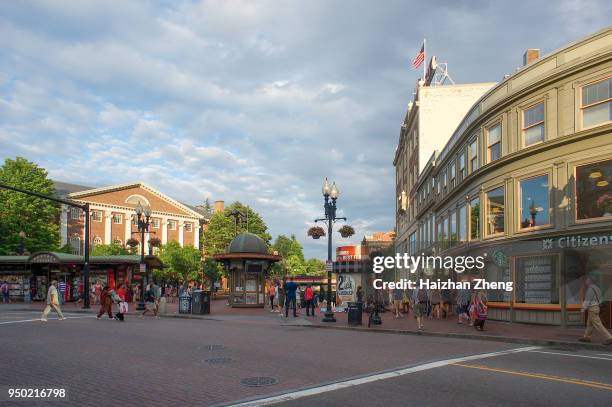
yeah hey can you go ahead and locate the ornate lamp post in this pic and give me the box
[134,202,152,311]
[315,178,346,323]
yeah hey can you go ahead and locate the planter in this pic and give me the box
[307,226,326,239]
[338,225,355,238]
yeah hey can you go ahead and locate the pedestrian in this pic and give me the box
[356,286,364,304]
[579,274,612,345]
[96,286,113,320]
[41,280,65,321]
[412,287,428,331]
[283,277,298,318]
[133,284,141,303]
[473,291,488,331]
[393,288,404,318]
[401,289,410,314]
[441,288,452,318]
[468,292,478,326]
[268,282,276,312]
[456,287,471,324]
[116,283,128,321]
[430,289,441,319]
[141,283,159,319]
[1,281,9,303]
[304,284,315,317]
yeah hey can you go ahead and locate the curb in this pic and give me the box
[304,324,612,352]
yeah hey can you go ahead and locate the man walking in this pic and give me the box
[304,284,315,317]
[579,274,612,345]
[412,287,427,331]
[284,277,298,318]
[58,279,66,305]
[41,280,65,321]
[1,281,9,303]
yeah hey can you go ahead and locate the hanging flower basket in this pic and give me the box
[307,226,326,240]
[338,225,355,238]
[149,237,162,248]
[126,238,139,248]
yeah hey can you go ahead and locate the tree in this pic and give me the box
[286,255,306,275]
[202,202,271,255]
[270,234,306,276]
[0,157,60,255]
[92,242,130,256]
[202,257,223,289]
[158,241,202,283]
[304,258,326,276]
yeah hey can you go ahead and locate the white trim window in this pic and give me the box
[581,77,611,128]
[91,210,103,222]
[112,213,123,224]
[69,236,81,255]
[70,207,81,220]
[523,102,545,146]
[93,236,102,245]
[151,218,160,229]
[168,220,177,230]
[458,153,466,180]
[450,162,456,188]
[487,123,501,162]
[184,223,193,232]
[469,139,479,173]
[113,239,123,245]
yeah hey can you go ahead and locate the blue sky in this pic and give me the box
[0,1,609,259]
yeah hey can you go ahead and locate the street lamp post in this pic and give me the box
[315,178,346,323]
[134,202,152,311]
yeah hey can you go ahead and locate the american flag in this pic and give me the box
[412,43,425,69]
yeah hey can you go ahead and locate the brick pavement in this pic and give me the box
[0,308,518,406]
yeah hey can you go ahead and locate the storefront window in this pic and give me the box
[515,255,558,304]
[486,187,505,235]
[470,198,480,240]
[519,174,550,229]
[485,264,511,302]
[576,159,612,220]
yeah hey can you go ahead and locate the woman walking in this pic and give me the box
[96,286,113,320]
[473,292,488,331]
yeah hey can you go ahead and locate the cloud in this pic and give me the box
[0,0,609,258]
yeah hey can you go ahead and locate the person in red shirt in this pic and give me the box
[304,284,315,317]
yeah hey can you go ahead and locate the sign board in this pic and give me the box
[337,273,355,306]
[139,263,146,274]
[325,261,333,272]
[336,245,364,261]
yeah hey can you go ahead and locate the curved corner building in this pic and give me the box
[394,28,612,327]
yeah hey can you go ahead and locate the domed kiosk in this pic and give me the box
[213,233,281,307]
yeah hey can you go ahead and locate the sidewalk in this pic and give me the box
[4,301,611,350]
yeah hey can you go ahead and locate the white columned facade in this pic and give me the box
[194,225,200,249]
[60,205,68,245]
[161,217,168,244]
[124,212,132,244]
[104,210,112,244]
[178,222,184,247]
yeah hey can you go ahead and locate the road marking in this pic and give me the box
[453,363,612,391]
[528,350,612,361]
[0,315,95,325]
[228,346,539,406]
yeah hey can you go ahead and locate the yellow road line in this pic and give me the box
[453,363,612,391]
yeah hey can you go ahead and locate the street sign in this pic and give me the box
[139,263,146,274]
[325,261,333,272]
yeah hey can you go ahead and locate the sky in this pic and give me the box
[0,1,610,259]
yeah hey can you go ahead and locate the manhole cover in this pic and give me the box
[205,357,232,365]
[206,344,225,351]
[241,377,279,387]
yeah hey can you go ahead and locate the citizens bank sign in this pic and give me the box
[542,234,612,250]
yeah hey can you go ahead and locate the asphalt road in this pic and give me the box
[0,309,610,407]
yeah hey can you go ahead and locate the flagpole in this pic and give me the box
[423,37,426,81]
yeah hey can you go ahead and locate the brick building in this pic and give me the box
[55,182,207,255]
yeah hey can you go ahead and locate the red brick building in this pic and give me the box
[56,182,206,254]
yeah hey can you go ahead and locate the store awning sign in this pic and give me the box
[542,234,612,250]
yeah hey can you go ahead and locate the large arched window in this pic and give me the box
[69,236,81,255]
[125,194,150,206]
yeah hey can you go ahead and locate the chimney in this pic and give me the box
[523,49,540,66]
[214,200,225,213]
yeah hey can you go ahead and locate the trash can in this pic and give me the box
[191,290,211,314]
[347,302,363,326]
[201,291,211,314]
[179,293,191,314]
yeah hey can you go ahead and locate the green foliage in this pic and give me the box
[91,242,130,256]
[202,257,223,288]
[304,258,326,276]
[286,254,306,275]
[0,157,60,255]
[158,241,202,283]
[202,202,271,255]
